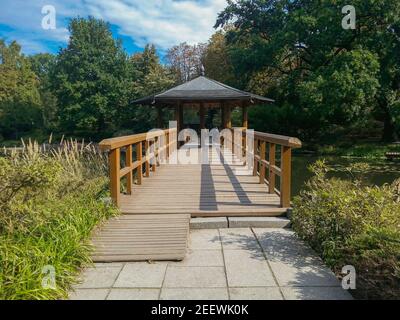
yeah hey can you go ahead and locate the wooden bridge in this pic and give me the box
[92,128,301,261]
[90,76,302,262]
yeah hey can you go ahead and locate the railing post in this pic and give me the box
[109,148,120,207]
[145,140,150,177]
[280,146,292,207]
[166,132,169,161]
[253,139,258,176]
[242,130,246,164]
[268,143,276,194]
[136,142,142,185]
[259,141,266,184]
[151,139,156,172]
[126,145,133,194]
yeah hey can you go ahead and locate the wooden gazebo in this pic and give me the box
[132,76,274,131]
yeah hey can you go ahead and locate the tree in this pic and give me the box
[216,0,400,141]
[166,42,206,83]
[203,30,236,86]
[29,53,58,131]
[124,44,174,132]
[0,40,41,140]
[50,17,131,139]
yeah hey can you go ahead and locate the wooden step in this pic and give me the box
[91,214,190,262]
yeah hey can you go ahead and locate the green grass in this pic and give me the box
[0,140,118,300]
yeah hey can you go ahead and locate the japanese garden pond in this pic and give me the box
[291,155,400,196]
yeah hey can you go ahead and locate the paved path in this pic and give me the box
[69,228,352,300]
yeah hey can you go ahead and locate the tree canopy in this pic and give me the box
[1,5,400,144]
[216,0,400,141]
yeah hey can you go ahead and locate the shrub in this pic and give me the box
[0,140,117,300]
[291,160,400,299]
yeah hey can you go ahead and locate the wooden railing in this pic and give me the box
[99,128,177,207]
[226,128,302,208]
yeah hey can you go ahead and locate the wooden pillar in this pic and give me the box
[109,148,120,206]
[280,146,292,207]
[226,105,232,129]
[199,103,206,129]
[242,104,248,128]
[157,106,163,128]
[126,144,133,194]
[221,102,232,129]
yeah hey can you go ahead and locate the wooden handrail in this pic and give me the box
[227,128,301,208]
[99,128,176,151]
[254,131,302,148]
[99,128,177,206]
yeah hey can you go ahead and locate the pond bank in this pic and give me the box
[292,155,400,196]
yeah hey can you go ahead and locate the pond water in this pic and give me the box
[292,156,400,196]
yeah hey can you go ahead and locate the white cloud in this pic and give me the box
[0,0,227,54]
[85,0,227,49]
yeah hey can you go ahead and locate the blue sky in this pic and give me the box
[0,0,226,57]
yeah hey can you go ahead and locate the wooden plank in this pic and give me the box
[91,214,190,262]
[117,146,287,217]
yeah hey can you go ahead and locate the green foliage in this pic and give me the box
[203,30,236,86]
[0,140,117,299]
[0,40,42,139]
[292,160,400,299]
[216,0,400,141]
[28,53,58,130]
[50,17,131,139]
[125,44,175,132]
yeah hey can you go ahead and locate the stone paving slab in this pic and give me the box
[70,227,353,300]
[223,249,276,287]
[281,287,353,300]
[191,217,228,229]
[229,287,283,300]
[228,217,291,228]
[253,228,340,287]
[163,266,227,288]
[174,249,224,267]
[75,265,122,289]
[189,229,221,250]
[160,288,229,300]
[107,288,160,300]
[219,228,259,251]
[114,262,167,288]
[69,288,109,300]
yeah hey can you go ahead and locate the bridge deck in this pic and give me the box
[92,146,286,262]
[120,146,286,216]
